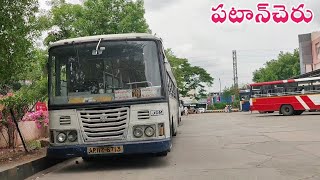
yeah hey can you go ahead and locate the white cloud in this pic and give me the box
[144,0,181,11]
[39,0,82,10]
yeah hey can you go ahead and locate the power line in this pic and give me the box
[176,48,294,58]
[180,53,287,62]
[236,48,295,52]
[187,53,281,59]
[187,56,219,59]
[189,59,219,63]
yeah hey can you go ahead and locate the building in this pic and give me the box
[207,92,234,104]
[197,98,208,109]
[298,31,320,77]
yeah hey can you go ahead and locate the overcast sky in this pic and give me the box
[144,0,320,92]
[40,0,320,92]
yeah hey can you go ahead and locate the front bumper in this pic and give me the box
[47,138,171,159]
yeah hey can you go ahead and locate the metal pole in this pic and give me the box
[10,109,28,153]
[219,78,221,95]
[232,50,238,89]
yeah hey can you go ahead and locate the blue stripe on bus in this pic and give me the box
[47,138,171,159]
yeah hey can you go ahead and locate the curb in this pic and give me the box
[205,109,240,113]
[0,156,64,180]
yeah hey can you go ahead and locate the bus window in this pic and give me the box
[251,86,261,98]
[285,82,298,95]
[298,81,311,94]
[309,80,320,93]
[260,85,273,97]
[314,80,320,91]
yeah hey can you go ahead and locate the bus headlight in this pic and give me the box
[158,123,165,136]
[67,131,77,142]
[57,132,67,143]
[144,126,155,137]
[133,127,144,138]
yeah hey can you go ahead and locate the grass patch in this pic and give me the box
[26,140,41,150]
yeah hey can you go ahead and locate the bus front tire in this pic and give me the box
[156,151,168,157]
[172,124,177,136]
[280,105,294,116]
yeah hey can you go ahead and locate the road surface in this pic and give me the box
[30,112,320,180]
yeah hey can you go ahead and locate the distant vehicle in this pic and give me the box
[198,108,205,113]
[188,107,199,114]
[250,77,320,116]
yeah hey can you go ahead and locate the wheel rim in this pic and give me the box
[285,107,290,112]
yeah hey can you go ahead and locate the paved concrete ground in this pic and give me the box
[30,112,320,180]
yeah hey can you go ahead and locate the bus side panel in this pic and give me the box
[300,95,320,110]
[251,98,275,111]
[271,96,305,111]
[169,96,179,133]
[252,96,306,111]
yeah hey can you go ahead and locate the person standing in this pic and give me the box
[184,107,189,116]
[228,105,232,113]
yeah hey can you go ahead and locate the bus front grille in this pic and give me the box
[78,107,129,142]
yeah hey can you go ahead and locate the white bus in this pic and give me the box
[47,33,180,159]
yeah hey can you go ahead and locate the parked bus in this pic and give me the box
[250,77,320,116]
[47,33,180,159]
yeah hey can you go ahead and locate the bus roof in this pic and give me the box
[250,76,320,87]
[49,33,161,48]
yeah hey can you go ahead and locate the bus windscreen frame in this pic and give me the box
[48,40,165,106]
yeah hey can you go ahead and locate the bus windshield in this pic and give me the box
[49,40,163,105]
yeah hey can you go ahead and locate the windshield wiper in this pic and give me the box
[96,38,102,52]
[92,38,104,56]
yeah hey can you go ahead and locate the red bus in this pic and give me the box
[250,77,320,116]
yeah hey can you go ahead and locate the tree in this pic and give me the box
[253,49,300,82]
[165,49,214,99]
[0,48,48,148]
[0,1,48,148]
[223,85,239,100]
[221,85,240,108]
[44,0,150,44]
[0,0,39,86]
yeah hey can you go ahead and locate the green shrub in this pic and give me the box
[214,103,227,110]
[207,105,214,110]
[209,101,240,110]
[27,140,41,150]
[232,101,240,108]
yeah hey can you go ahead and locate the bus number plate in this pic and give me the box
[150,110,163,116]
[87,146,123,154]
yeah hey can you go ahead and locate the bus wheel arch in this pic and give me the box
[280,104,294,116]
